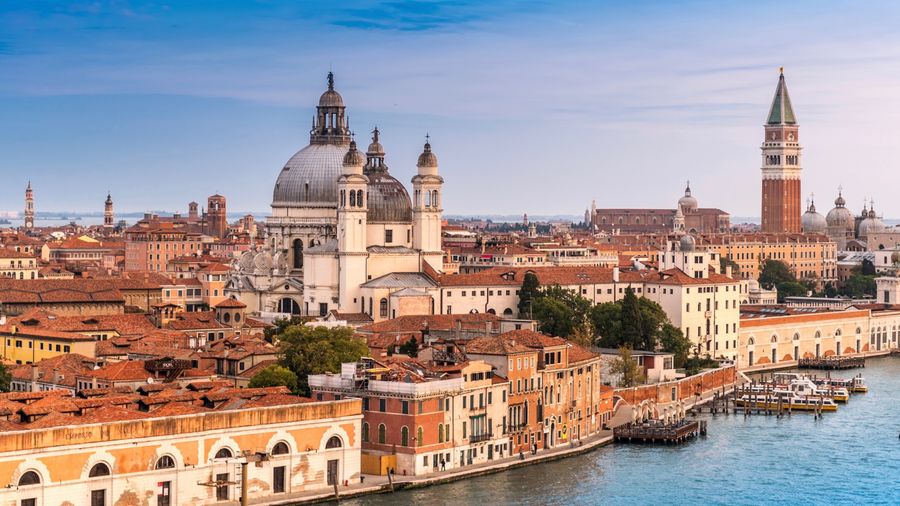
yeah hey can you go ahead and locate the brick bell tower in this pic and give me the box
[760,68,802,233]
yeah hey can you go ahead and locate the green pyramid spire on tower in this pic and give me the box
[767,67,797,125]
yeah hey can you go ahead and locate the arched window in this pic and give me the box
[89,463,110,478]
[503,308,513,316]
[487,308,496,315]
[856,327,862,335]
[747,337,755,346]
[379,298,388,318]
[357,190,364,207]
[425,191,431,207]
[349,190,356,207]
[432,190,439,208]
[835,328,842,337]
[155,455,176,469]
[792,333,800,341]
[417,426,423,447]
[214,448,233,459]
[770,335,777,343]
[325,436,342,449]
[340,189,345,207]
[272,442,290,455]
[378,424,386,444]
[362,423,369,443]
[292,239,303,269]
[400,426,409,447]
[18,471,41,486]
[438,424,444,443]
[815,330,821,339]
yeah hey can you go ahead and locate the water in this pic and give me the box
[347,356,900,505]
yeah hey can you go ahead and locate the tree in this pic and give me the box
[531,285,592,338]
[822,282,838,298]
[0,363,10,393]
[776,281,807,302]
[861,258,876,276]
[276,325,369,395]
[759,260,795,289]
[840,273,876,298]
[518,272,541,317]
[619,287,644,349]
[265,316,305,342]
[658,324,691,368]
[591,302,622,347]
[398,337,419,357]
[249,365,298,392]
[609,346,644,387]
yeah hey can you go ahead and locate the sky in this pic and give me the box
[2,0,900,219]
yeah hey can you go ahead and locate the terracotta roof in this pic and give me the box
[464,335,534,355]
[567,343,599,363]
[10,309,156,337]
[360,313,501,334]
[165,311,225,330]
[496,329,567,349]
[214,298,247,309]
[0,247,37,259]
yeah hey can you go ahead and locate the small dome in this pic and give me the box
[367,127,385,156]
[366,171,413,223]
[678,181,698,211]
[318,72,344,107]
[680,234,696,251]
[254,251,273,272]
[826,190,854,232]
[417,140,439,168]
[858,215,886,238]
[343,140,366,167]
[801,201,827,234]
[834,193,846,207]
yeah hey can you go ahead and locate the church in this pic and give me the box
[227,73,444,319]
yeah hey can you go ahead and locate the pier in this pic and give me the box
[798,357,865,370]
[613,420,706,444]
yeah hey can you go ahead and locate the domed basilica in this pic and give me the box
[227,73,444,319]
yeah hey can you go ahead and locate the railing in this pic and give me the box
[469,432,494,443]
[504,423,527,434]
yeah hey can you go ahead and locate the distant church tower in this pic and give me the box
[412,136,444,271]
[207,194,227,238]
[760,68,802,233]
[24,182,34,230]
[337,139,369,311]
[104,192,115,228]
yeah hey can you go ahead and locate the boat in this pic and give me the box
[751,374,850,402]
[735,393,838,412]
[811,375,867,394]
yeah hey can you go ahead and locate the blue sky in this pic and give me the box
[2,1,900,218]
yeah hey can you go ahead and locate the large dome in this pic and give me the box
[272,144,348,207]
[858,209,886,238]
[678,182,698,211]
[826,191,854,231]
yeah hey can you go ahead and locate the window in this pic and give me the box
[378,424,386,444]
[88,463,111,478]
[214,448,233,459]
[216,472,229,501]
[379,298,388,318]
[362,423,370,442]
[401,426,409,446]
[325,436,342,449]
[272,442,290,455]
[18,471,41,486]
[417,426,424,447]
[379,398,386,412]
[402,400,409,414]
[385,229,393,243]
[157,481,171,506]
[155,455,176,469]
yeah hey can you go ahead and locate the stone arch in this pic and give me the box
[207,436,240,462]
[265,430,299,455]
[11,459,51,488]
[278,297,301,315]
[318,424,352,452]
[503,308,513,316]
[747,336,755,346]
[152,443,185,470]
[82,451,116,480]
[770,334,778,343]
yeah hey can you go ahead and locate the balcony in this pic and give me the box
[504,423,527,434]
[469,432,494,444]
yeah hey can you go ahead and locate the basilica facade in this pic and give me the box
[226,73,444,319]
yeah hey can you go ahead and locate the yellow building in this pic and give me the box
[0,247,38,280]
[0,387,361,505]
[0,326,96,364]
[696,233,837,284]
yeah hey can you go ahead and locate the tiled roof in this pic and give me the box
[496,329,567,349]
[214,298,247,309]
[464,335,534,355]
[359,313,501,334]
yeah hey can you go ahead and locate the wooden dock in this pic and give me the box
[613,420,706,444]
[798,357,865,370]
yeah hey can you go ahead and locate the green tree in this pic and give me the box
[531,285,592,338]
[398,337,419,357]
[658,323,691,368]
[276,325,369,395]
[518,272,541,317]
[265,316,305,342]
[620,287,644,349]
[0,363,10,393]
[776,281,807,302]
[759,259,795,289]
[591,302,623,347]
[822,282,838,298]
[861,258,876,276]
[609,346,645,387]
[840,273,876,298]
[248,365,299,392]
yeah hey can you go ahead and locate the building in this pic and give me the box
[104,192,115,228]
[694,232,837,283]
[227,73,445,319]
[0,386,361,505]
[124,213,206,272]
[23,182,34,230]
[760,69,802,233]
[206,194,227,239]
[0,248,38,279]
[310,357,507,476]
[588,182,729,235]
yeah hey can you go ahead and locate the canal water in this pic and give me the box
[346,356,900,505]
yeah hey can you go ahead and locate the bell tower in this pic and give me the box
[24,182,34,230]
[104,192,115,228]
[760,68,802,233]
[412,136,444,271]
[337,139,369,311]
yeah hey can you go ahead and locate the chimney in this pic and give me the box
[612,266,620,283]
[725,265,733,279]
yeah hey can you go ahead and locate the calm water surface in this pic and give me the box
[347,356,900,505]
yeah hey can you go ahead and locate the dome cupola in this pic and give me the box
[801,197,826,234]
[678,181,698,211]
